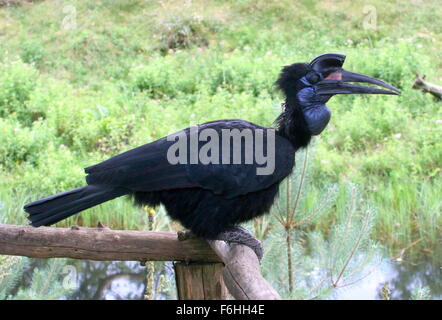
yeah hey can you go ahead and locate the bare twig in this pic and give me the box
[412,73,442,100]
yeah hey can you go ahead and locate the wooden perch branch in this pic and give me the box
[0,224,220,262]
[208,241,281,300]
[0,223,280,300]
[412,73,442,100]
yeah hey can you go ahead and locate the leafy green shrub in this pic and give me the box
[0,118,54,169]
[205,54,279,96]
[20,40,45,66]
[22,82,59,125]
[0,59,39,121]
[14,143,85,195]
[130,50,280,99]
[156,14,220,53]
[73,111,137,155]
[343,42,432,91]
[327,96,410,152]
[130,55,201,98]
[41,86,113,151]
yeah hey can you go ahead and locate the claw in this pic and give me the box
[215,226,263,261]
[177,230,197,241]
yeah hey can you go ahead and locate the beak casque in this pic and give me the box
[310,53,401,96]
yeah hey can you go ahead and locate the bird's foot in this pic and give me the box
[215,226,263,261]
[177,230,197,241]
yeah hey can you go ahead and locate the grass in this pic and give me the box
[0,0,440,275]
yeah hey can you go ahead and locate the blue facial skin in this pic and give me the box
[296,76,331,135]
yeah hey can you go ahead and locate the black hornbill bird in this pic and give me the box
[24,53,399,258]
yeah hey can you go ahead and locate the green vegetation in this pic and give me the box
[0,255,72,299]
[0,0,440,299]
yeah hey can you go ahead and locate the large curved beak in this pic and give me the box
[315,69,401,96]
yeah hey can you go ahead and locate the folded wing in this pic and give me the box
[85,119,295,198]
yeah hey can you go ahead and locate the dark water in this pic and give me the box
[44,257,439,300]
[64,260,177,300]
[332,258,441,300]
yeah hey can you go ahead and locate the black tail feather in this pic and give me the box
[24,185,129,227]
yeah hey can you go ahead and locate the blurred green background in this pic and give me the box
[0,0,440,299]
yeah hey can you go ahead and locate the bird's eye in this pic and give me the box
[306,72,320,84]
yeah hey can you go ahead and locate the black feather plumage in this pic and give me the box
[24,63,316,239]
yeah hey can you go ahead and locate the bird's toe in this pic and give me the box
[214,226,263,260]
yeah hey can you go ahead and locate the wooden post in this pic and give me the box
[209,241,281,300]
[0,224,280,300]
[174,262,230,300]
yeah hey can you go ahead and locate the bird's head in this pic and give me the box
[276,53,400,136]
